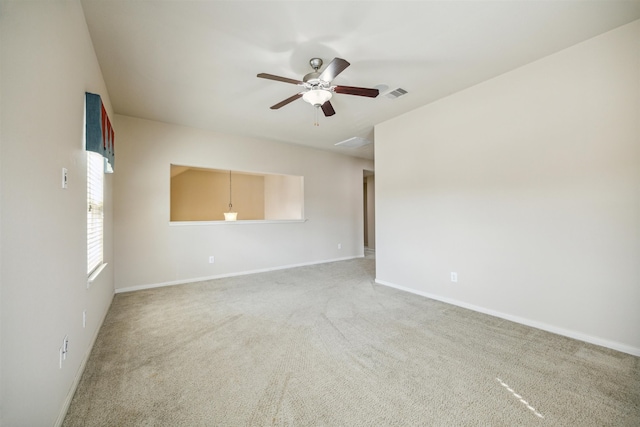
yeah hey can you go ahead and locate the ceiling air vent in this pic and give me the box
[385,88,408,99]
[335,137,371,148]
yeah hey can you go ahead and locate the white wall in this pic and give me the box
[114,116,373,292]
[0,1,115,425]
[375,20,640,355]
[264,174,304,220]
[365,174,375,249]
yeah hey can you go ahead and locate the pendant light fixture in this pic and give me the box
[224,170,237,221]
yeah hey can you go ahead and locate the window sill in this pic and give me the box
[87,263,108,288]
[169,219,307,226]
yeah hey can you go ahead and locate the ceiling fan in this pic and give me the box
[257,57,379,118]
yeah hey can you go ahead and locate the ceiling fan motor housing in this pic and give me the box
[304,58,331,89]
[303,72,323,85]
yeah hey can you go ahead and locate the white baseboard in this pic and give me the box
[375,278,640,357]
[116,255,364,294]
[54,294,115,427]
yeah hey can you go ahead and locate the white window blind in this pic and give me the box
[87,152,104,276]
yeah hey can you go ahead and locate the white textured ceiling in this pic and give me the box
[81,1,640,160]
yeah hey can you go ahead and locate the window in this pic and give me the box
[87,152,104,276]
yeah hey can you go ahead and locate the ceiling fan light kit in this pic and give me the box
[257,57,379,123]
[302,89,332,107]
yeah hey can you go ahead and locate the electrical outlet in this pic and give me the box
[451,272,458,283]
[208,256,215,264]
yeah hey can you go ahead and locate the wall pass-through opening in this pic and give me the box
[170,165,304,222]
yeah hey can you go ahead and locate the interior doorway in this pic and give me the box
[363,170,375,257]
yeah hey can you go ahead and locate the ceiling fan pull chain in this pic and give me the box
[314,105,320,127]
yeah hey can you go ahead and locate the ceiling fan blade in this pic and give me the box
[257,73,303,85]
[321,101,336,117]
[270,93,303,109]
[318,58,350,82]
[334,85,379,98]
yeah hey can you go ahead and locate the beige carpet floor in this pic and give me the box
[63,258,639,426]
